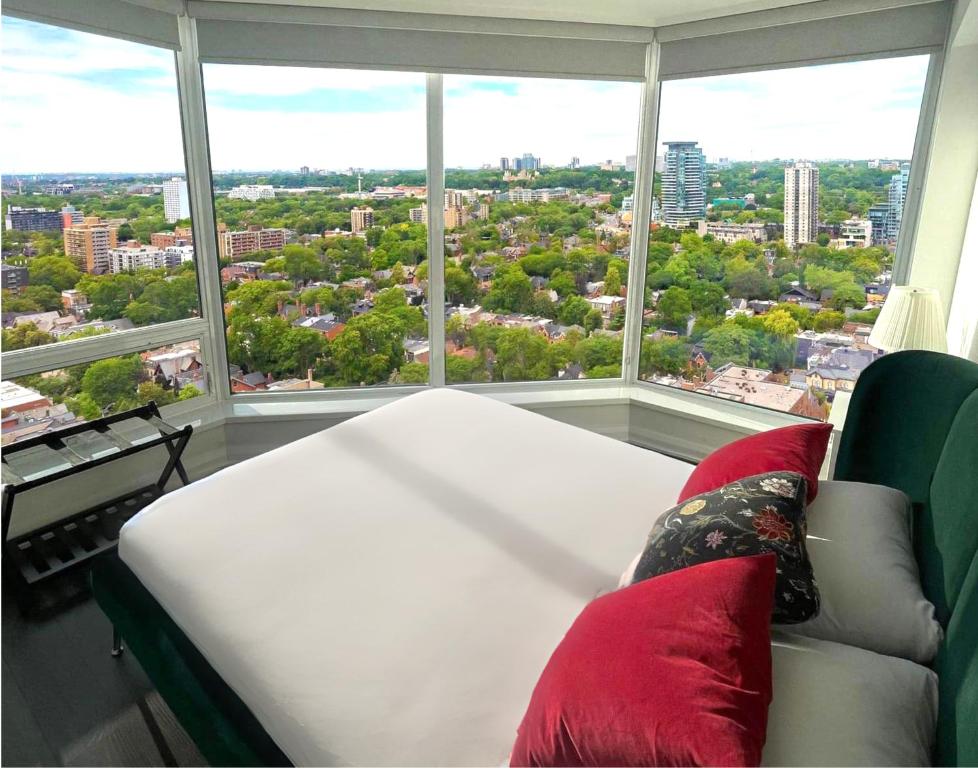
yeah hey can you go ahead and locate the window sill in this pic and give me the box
[161,380,848,475]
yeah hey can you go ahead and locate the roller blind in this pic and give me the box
[193,13,648,80]
[659,1,950,80]
[2,0,180,49]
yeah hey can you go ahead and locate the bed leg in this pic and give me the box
[111,627,124,658]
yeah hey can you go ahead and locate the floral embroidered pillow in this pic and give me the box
[629,471,819,624]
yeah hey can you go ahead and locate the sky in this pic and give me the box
[1,16,930,174]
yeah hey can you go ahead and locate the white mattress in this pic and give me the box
[120,388,694,766]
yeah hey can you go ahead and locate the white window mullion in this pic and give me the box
[175,13,232,403]
[426,73,446,387]
[892,47,947,286]
[622,38,662,384]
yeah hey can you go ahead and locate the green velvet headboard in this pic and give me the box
[833,350,978,767]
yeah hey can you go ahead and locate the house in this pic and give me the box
[403,339,431,364]
[586,294,626,319]
[230,371,270,392]
[294,315,345,341]
[779,286,819,303]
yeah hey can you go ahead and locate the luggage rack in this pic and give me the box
[2,402,192,606]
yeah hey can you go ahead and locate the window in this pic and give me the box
[0,17,201,350]
[441,76,642,384]
[639,56,929,419]
[2,341,205,446]
[201,65,429,391]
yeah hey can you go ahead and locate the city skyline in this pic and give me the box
[3,17,929,174]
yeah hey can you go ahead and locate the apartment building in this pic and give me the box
[784,161,820,249]
[351,206,374,234]
[217,225,287,260]
[661,141,706,226]
[62,217,119,273]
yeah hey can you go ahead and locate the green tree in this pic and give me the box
[761,309,801,338]
[19,285,63,311]
[177,384,204,401]
[583,308,604,335]
[494,328,551,381]
[483,265,533,313]
[813,310,846,331]
[587,364,621,379]
[81,356,143,410]
[28,256,81,292]
[331,312,406,385]
[393,362,429,384]
[641,337,688,376]
[604,262,622,296]
[657,286,693,330]
[137,381,176,407]
[558,295,591,327]
[281,245,323,285]
[827,282,867,310]
[702,323,754,367]
[1,323,56,350]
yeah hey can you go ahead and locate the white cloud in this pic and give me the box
[0,16,930,175]
[657,56,930,161]
[444,76,642,168]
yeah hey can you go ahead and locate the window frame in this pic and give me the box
[627,40,947,418]
[0,2,950,431]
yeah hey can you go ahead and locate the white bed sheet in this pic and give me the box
[120,388,694,766]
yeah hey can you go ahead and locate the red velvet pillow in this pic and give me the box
[678,422,832,505]
[510,554,776,768]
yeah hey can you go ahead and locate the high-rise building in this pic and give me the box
[661,141,706,227]
[63,217,119,273]
[522,153,540,172]
[300,165,310,174]
[5,206,63,231]
[570,157,580,169]
[512,157,523,172]
[409,204,428,223]
[625,154,637,173]
[500,157,510,171]
[886,163,911,241]
[783,161,820,249]
[444,190,465,208]
[868,204,890,245]
[351,206,374,234]
[162,177,190,224]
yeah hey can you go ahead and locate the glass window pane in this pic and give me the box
[639,56,929,420]
[201,65,428,391]
[1,17,201,351]
[442,76,642,383]
[2,341,206,446]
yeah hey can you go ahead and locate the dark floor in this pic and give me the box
[2,571,206,767]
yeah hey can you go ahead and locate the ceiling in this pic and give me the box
[192,0,825,28]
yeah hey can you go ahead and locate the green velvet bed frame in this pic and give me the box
[91,349,978,767]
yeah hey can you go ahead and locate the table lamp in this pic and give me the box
[868,285,947,352]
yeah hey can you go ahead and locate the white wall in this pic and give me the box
[947,168,978,360]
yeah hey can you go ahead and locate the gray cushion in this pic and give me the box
[764,631,938,766]
[786,480,942,663]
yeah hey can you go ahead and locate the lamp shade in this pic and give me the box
[868,286,947,352]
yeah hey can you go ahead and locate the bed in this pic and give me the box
[92,351,978,767]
